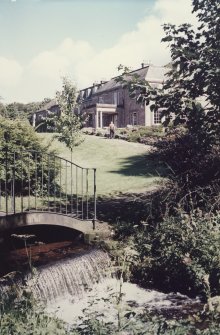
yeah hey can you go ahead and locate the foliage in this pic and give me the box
[0,101,49,122]
[115,0,220,301]
[0,102,7,118]
[119,0,220,151]
[1,267,220,335]
[157,0,220,148]
[149,128,220,213]
[52,77,84,153]
[73,312,220,335]
[132,213,220,299]
[0,118,58,196]
[126,125,164,143]
[0,289,76,335]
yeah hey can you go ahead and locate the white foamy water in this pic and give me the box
[46,278,196,325]
[27,248,111,302]
[24,248,199,326]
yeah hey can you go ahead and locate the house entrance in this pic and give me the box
[102,114,117,127]
[103,114,113,127]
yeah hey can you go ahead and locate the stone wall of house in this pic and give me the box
[81,86,149,128]
[34,105,60,132]
[122,89,145,127]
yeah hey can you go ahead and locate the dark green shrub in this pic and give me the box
[126,126,164,143]
[0,286,76,335]
[133,214,220,299]
[151,129,220,212]
[0,118,58,196]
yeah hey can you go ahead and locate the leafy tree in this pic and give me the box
[119,0,220,150]
[52,77,84,160]
[117,0,220,212]
[116,0,220,297]
[0,100,53,123]
[0,118,58,196]
[0,102,7,117]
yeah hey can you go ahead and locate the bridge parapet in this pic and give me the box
[0,149,96,228]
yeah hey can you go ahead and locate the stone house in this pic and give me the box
[32,99,60,132]
[79,64,166,129]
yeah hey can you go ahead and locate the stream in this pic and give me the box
[0,225,202,329]
[24,248,201,327]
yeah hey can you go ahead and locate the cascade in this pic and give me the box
[27,248,111,302]
[0,247,201,326]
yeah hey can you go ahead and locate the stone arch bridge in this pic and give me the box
[0,149,110,241]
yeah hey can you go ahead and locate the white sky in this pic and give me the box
[0,0,197,103]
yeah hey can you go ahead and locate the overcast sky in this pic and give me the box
[0,0,197,103]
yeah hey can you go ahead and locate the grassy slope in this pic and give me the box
[39,133,163,196]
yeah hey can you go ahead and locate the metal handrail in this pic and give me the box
[0,149,96,228]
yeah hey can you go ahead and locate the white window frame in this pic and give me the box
[132,112,137,126]
[153,109,162,125]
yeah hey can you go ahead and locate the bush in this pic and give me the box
[132,213,220,299]
[126,126,164,143]
[0,118,58,196]
[151,129,220,213]
[0,285,76,335]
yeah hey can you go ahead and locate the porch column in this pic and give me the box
[95,110,99,129]
[100,111,103,128]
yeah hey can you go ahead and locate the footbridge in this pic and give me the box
[0,149,109,240]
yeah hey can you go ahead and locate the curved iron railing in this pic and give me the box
[0,149,96,228]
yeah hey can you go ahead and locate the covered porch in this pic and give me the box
[86,103,117,129]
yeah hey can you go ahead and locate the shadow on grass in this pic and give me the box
[96,188,163,227]
[108,153,167,178]
[97,152,168,229]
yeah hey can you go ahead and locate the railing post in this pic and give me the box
[71,161,73,215]
[35,152,38,211]
[86,169,88,220]
[65,160,67,214]
[53,155,56,212]
[47,154,50,212]
[5,150,8,215]
[28,152,31,211]
[81,168,84,220]
[21,150,24,213]
[12,152,16,214]
[76,166,78,218]
[59,158,62,213]
[93,168,96,230]
[41,153,44,212]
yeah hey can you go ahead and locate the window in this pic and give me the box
[132,112,137,126]
[113,92,118,105]
[88,114,93,127]
[154,109,162,124]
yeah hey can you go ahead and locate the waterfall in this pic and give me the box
[0,247,201,326]
[27,248,111,302]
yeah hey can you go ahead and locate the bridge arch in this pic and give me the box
[0,212,110,242]
[0,212,93,234]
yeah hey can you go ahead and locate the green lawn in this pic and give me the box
[39,133,164,196]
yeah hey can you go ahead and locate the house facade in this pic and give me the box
[32,100,60,131]
[79,64,166,129]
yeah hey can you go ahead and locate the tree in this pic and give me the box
[160,0,219,147]
[52,77,83,161]
[1,102,41,121]
[117,0,220,212]
[0,118,58,196]
[120,0,220,150]
[0,102,6,117]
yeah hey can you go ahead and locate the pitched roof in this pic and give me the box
[94,65,165,95]
[37,99,58,113]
